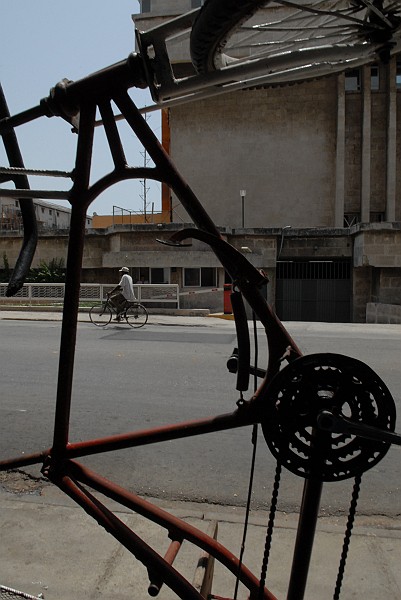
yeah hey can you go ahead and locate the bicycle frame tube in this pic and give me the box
[53,461,277,600]
[0,59,338,600]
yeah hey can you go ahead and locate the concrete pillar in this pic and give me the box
[361,65,371,223]
[335,73,345,227]
[386,58,397,222]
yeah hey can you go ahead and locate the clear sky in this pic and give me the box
[0,1,161,216]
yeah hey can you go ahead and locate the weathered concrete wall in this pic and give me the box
[353,226,401,267]
[170,81,338,229]
[345,93,362,214]
[1,224,400,321]
[352,266,373,323]
[279,230,352,260]
[0,232,70,267]
[366,302,401,324]
[371,92,388,215]
[161,59,401,230]
[180,288,223,312]
[375,267,401,305]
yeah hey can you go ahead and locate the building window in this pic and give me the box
[184,267,216,287]
[371,65,379,90]
[344,213,360,227]
[132,267,150,284]
[131,267,169,284]
[345,69,360,92]
[200,267,216,286]
[151,268,170,284]
[370,212,385,223]
[15,200,19,207]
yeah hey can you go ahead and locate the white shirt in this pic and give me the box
[119,273,135,301]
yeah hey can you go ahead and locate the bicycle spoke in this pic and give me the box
[226,2,389,58]
[191,0,401,80]
[125,304,148,328]
[89,304,112,327]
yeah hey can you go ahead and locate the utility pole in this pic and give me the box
[139,111,151,222]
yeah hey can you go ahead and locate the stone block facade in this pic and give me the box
[169,81,339,229]
[366,302,401,324]
[353,226,401,267]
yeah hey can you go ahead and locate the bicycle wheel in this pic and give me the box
[89,304,112,327]
[190,1,401,84]
[125,303,148,328]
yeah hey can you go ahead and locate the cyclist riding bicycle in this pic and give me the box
[108,267,136,321]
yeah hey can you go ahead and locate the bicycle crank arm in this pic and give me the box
[317,410,401,447]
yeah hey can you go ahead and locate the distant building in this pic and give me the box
[0,197,92,232]
[134,1,401,228]
[92,206,169,229]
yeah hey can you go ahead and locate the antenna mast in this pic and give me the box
[139,111,151,222]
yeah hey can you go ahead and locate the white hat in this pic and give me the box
[119,267,129,273]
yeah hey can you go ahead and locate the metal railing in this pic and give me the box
[0,283,179,308]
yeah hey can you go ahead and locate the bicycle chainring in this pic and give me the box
[262,353,396,481]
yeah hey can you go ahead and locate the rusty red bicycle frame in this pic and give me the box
[0,55,337,600]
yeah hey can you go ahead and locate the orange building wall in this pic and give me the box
[92,211,171,229]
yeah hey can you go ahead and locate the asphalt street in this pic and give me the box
[1,312,401,600]
[0,314,400,517]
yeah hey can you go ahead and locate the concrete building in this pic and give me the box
[1,3,400,323]
[2,221,401,323]
[0,197,92,232]
[128,1,401,323]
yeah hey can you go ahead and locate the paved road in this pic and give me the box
[1,317,400,517]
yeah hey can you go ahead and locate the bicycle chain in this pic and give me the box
[333,474,362,600]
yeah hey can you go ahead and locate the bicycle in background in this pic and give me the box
[89,294,148,328]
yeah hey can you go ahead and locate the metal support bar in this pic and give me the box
[148,538,183,596]
[65,460,277,600]
[51,101,96,461]
[286,477,323,600]
[62,410,253,459]
[55,474,204,600]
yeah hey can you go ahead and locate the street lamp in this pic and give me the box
[278,225,292,259]
[240,189,246,228]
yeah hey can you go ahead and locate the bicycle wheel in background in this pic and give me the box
[125,303,148,328]
[89,304,112,327]
[190,1,401,84]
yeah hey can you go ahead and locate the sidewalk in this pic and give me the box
[0,308,235,328]
[1,473,401,600]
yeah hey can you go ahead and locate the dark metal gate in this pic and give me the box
[275,260,351,322]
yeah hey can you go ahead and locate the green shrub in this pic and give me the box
[0,253,11,283]
[28,258,66,283]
